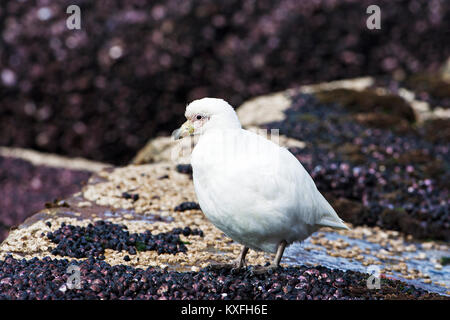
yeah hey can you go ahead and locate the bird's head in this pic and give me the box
[172,97,241,140]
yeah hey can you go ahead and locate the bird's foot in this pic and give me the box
[208,259,246,271]
[250,264,279,275]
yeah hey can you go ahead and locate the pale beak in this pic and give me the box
[172,120,194,140]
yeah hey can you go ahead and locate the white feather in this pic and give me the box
[187,98,349,253]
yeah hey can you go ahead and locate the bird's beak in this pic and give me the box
[172,120,194,140]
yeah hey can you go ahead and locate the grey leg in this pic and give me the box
[252,240,287,274]
[272,240,287,267]
[236,246,249,268]
[209,246,249,270]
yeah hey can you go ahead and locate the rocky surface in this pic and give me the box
[0,161,448,299]
[0,255,443,300]
[136,76,450,241]
[264,92,449,241]
[0,148,108,242]
[1,76,449,299]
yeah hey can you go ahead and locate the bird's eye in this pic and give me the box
[196,115,202,120]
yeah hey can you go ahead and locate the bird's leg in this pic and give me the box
[235,246,249,268]
[209,246,249,270]
[273,240,287,267]
[252,240,287,274]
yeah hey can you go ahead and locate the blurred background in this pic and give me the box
[0,0,449,240]
[1,0,448,164]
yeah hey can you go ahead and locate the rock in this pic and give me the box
[132,135,198,165]
[423,118,450,144]
[132,129,306,165]
[405,73,450,106]
[353,113,412,133]
[0,148,108,242]
[236,91,292,128]
[132,136,174,165]
[237,77,376,128]
[1,74,449,299]
[315,88,416,123]
[328,197,365,225]
[129,76,450,243]
[0,162,231,269]
[0,161,447,300]
[441,57,450,82]
[131,77,377,165]
[0,147,109,172]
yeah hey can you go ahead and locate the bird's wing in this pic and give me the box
[204,129,349,230]
[272,139,349,230]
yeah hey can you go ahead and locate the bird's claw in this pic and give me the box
[208,259,246,271]
[250,264,278,275]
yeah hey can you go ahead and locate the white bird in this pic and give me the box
[173,97,349,272]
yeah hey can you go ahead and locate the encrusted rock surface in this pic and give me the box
[1,76,449,299]
[1,163,273,270]
[1,254,445,300]
[0,163,448,299]
[133,78,374,165]
[0,148,108,242]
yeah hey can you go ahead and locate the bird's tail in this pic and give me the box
[317,216,350,230]
[315,192,350,230]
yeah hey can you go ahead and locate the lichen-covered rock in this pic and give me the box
[1,159,449,298]
[0,147,108,242]
[1,75,449,299]
[131,77,375,165]
[0,163,272,270]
